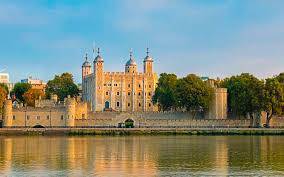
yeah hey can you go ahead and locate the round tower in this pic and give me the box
[125,50,137,73]
[143,48,153,74]
[3,100,12,127]
[65,96,76,127]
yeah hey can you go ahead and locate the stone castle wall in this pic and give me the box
[2,98,284,128]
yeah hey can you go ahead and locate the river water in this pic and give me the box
[0,136,284,176]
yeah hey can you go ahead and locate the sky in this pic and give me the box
[0,0,284,83]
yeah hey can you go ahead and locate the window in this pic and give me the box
[128,103,131,107]
[13,115,16,120]
[128,92,131,96]
[104,84,107,86]
[114,84,118,86]
[37,116,40,120]
[47,115,50,120]
[116,102,120,107]
[128,84,131,88]
[138,84,141,88]
[108,83,111,86]
[27,115,30,120]
[138,92,141,96]
[148,92,151,96]
[61,115,64,120]
[139,103,141,107]
[106,91,109,95]
[117,92,120,96]
[149,85,152,88]
[149,103,151,107]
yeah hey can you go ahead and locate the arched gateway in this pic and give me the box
[33,125,45,128]
[125,119,134,128]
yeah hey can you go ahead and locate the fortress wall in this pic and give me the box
[11,109,66,127]
[3,103,284,128]
[73,112,251,127]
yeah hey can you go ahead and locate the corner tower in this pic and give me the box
[93,48,104,111]
[3,100,12,127]
[143,48,153,74]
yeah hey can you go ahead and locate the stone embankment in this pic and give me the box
[1,128,284,136]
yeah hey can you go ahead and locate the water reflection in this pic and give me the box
[0,136,284,176]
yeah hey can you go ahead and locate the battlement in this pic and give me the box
[104,72,125,76]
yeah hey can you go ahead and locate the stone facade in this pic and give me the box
[2,98,284,128]
[82,48,158,112]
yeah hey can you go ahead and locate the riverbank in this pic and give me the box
[1,127,284,136]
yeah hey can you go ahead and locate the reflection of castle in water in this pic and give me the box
[1,136,284,176]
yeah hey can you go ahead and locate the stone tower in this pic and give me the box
[93,48,104,111]
[82,53,92,80]
[125,50,137,73]
[82,53,92,101]
[209,88,227,119]
[65,96,76,127]
[3,100,12,127]
[143,48,153,74]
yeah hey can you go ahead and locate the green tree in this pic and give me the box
[153,73,178,111]
[176,74,214,118]
[11,83,32,102]
[46,73,79,101]
[221,73,265,127]
[263,77,284,127]
[276,72,284,83]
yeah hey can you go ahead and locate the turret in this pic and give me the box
[65,96,76,127]
[3,100,12,127]
[143,48,153,74]
[82,53,92,80]
[125,50,137,73]
[93,48,104,72]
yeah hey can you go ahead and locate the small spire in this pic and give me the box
[97,47,100,55]
[92,41,96,53]
[130,48,133,58]
[85,53,88,61]
[146,48,149,56]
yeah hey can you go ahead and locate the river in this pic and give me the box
[0,136,284,176]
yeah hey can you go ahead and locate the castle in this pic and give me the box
[82,48,158,112]
[0,48,234,128]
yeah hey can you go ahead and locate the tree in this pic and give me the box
[11,83,32,102]
[276,72,284,83]
[23,89,45,107]
[46,73,79,101]
[176,74,214,118]
[263,77,284,127]
[0,83,8,93]
[221,73,265,127]
[0,86,8,114]
[153,73,178,111]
